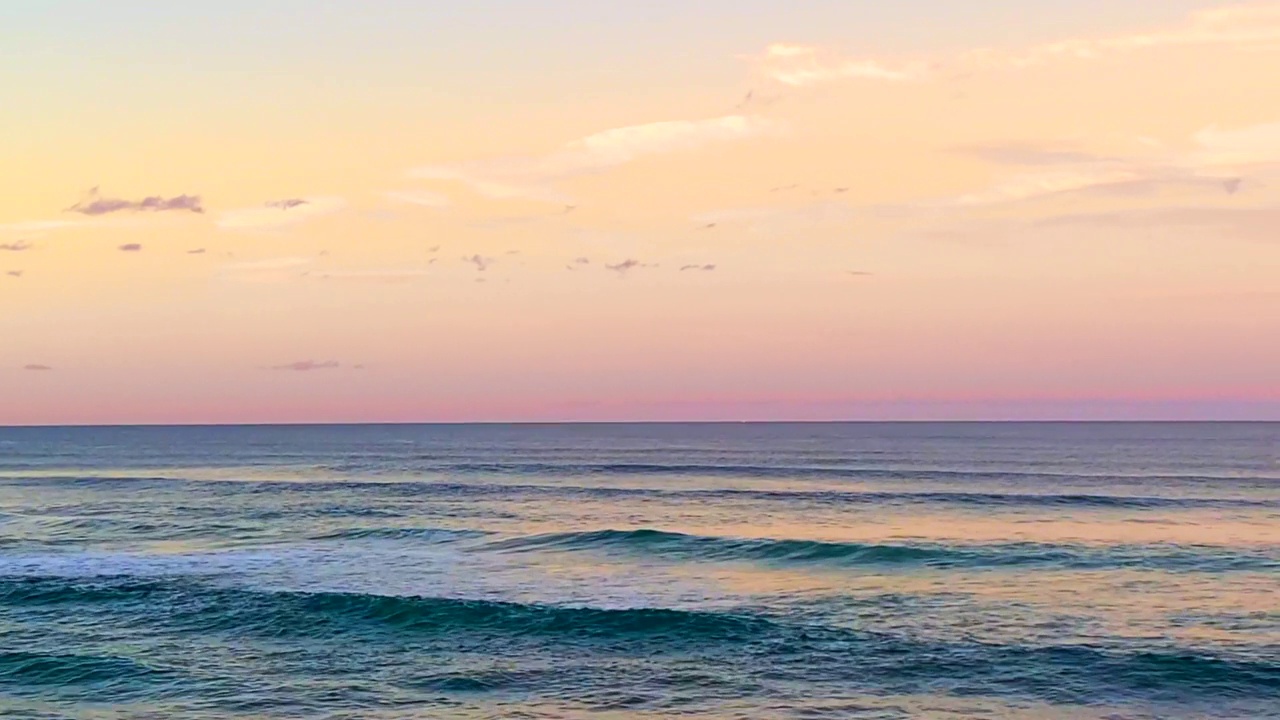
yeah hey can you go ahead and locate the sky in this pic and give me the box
[3,0,1279,424]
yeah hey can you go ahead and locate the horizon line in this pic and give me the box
[2,418,1278,430]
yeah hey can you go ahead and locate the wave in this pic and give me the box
[5,472,1273,513]
[484,529,1280,572]
[2,576,1276,703]
[306,527,487,542]
[6,463,1278,488]
[0,576,767,642]
[0,650,167,688]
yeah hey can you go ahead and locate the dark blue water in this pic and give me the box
[1,423,1277,719]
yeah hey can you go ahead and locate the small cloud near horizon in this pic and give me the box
[265,198,309,210]
[268,360,341,372]
[680,263,717,271]
[5,270,23,278]
[23,364,53,371]
[605,259,655,275]
[118,243,142,252]
[217,196,346,232]
[464,254,494,271]
[0,241,32,252]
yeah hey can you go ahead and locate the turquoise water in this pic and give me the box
[1,423,1277,719]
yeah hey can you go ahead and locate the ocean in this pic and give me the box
[0,422,1277,719]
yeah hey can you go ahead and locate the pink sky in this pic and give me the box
[2,1,1279,423]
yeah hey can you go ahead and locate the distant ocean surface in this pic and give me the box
[1,423,1277,719]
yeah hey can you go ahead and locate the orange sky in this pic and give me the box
[2,1,1279,423]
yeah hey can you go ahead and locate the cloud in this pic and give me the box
[67,187,204,216]
[386,190,452,208]
[955,143,1119,166]
[217,256,315,284]
[223,257,314,272]
[5,271,23,278]
[748,43,931,87]
[23,364,52,371]
[118,243,142,252]
[680,263,717,271]
[605,259,655,275]
[0,219,113,237]
[0,241,32,252]
[265,198,309,210]
[268,360,341,372]
[410,114,779,203]
[309,269,433,283]
[217,196,346,231]
[692,201,860,234]
[187,248,206,255]
[574,257,591,264]
[1037,203,1280,243]
[939,121,1280,208]
[750,3,1280,87]
[463,254,494,271]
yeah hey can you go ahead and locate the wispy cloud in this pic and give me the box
[5,270,23,278]
[748,43,931,87]
[1,220,82,235]
[223,257,314,272]
[1036,203,1280,243]
[309,269,433,283]
[187,248,206,255]
[265,198,309,210]
[23,364,52,371]
[940,121,1280,208]
[267,360,341,372]
[217,196,346,231]
[217,256,315,284]
[386,190,452,208]
[118,243,142,252]
[410,115,779,203]
[751,4,1280,87]
[605,259,655,276]
[463,254,494,271]
[66,187,204,216]
[0,241,32,252]
[680,263,717,271]
[692,201,860,235]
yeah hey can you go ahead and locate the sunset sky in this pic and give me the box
[3,0,1279,424]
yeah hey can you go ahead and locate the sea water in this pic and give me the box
[1,422,1277,719]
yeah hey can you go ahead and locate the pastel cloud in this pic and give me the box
[752,3,1280,87]
[463,254,494,271]
[23,364,52,371]
[310,269,433,283]
[268,360,341,372]
[749,43,931,86]
[0,241,32,252]
[0,219,106,237]
[605,259,655,275]
[680,264,717,272]
[66,188,204,216]
[943,121,1280,208]
[410,115,779,203]
[265,198,309,210]
[217,256,315,284]
[5,270,23,278]
[118,243,142,252]
[216,196,346,231]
